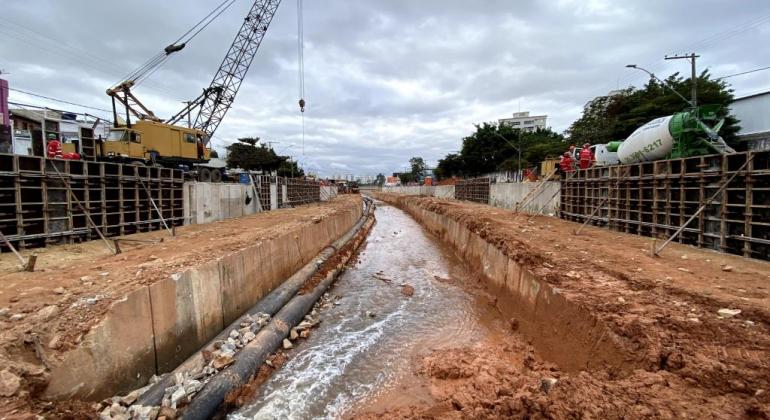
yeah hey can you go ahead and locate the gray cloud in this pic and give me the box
[2,0,769,177]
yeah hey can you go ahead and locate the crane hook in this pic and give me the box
[299,98,305,113]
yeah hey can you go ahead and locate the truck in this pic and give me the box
[593,105,734,166]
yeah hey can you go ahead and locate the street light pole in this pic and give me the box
[625,64,695,109]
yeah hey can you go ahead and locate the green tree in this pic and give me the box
[568,71,741,149]
[375,173,386,186]
[226,137,286,171]
[276,159,304,178]
[409,157,426,178]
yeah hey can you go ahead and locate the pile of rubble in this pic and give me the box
[98,312,272,419]
[98,293,343,419]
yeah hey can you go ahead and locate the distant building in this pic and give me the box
[730,90,770,151]
[498,111,547,133]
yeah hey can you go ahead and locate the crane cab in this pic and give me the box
[101,120,210,165]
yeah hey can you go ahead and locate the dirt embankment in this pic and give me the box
[0,196,360,417]
[366,193,770,419]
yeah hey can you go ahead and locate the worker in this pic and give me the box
[46,133,62,159]
[559,152,575,174]
[579,143,595,170]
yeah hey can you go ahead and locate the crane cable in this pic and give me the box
[297,0,306,157]
[120,0,237,88]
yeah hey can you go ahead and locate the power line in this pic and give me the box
[7,100,112,121]
[717,65,770,80]
[8,87,113,113]
[613,9,770,90]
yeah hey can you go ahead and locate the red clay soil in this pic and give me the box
[364,194,770,419]
[0,196,360,418]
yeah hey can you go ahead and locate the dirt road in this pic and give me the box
[363,194,770,418]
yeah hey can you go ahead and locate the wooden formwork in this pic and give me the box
[560,151,770,261]
[456,177,491,204]
[0,153,185,250]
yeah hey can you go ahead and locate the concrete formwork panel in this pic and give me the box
[44,288,156,401]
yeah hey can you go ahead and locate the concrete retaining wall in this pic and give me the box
[44,199,363,401]
[184,182,257,225]
[380,195,626,373]
[489,182,560,214]
[381,182,559,214]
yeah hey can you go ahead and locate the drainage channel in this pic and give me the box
[230,201,505,419]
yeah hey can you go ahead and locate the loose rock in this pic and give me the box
[722,265,734,272]
[401,284,415,297]
[211,354,234,370]
[540,377,558,393]
[283,338,293,349]
[37,305,60,321]
[0,369,21,397]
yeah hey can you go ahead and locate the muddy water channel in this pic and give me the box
[231,201,503,419]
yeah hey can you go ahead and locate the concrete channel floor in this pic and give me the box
[0,196,361,417]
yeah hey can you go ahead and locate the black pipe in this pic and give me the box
[182,204,374,420]
[135,198,372,407]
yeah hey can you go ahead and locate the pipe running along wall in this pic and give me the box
[43,198,364,401]
[181,198,375,420]
[136,198,375,407]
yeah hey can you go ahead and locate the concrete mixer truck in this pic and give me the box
[593,105,735,166]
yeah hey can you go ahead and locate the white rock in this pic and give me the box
[9,314,24,321]
[242,331,256,342]
[170,385,187,408]
[717,308,742,318]
[229,329,240,339]
[282,338,293,349]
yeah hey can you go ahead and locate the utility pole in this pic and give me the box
[665,53,700,109]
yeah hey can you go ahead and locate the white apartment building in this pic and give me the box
[498,111,547,133]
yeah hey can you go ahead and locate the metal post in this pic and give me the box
[664,53,699,109]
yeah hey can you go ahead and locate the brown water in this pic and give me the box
[231,201,500,419]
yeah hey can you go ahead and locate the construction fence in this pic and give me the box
[560,150,770,261]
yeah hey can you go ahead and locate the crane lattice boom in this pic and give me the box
[193,0,282,143]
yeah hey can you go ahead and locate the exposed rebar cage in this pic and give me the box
[560,151,770,261]
[456,177,491,203]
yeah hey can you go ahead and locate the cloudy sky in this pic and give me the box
[2,0,769,176]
